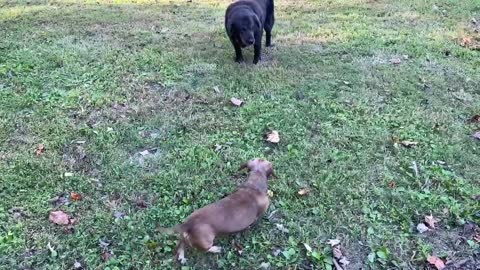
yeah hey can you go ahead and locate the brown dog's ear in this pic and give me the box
[267,167,277,179]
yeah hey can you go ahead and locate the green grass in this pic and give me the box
[1,0,479,269]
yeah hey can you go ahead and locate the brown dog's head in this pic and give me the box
[239,159,275,178]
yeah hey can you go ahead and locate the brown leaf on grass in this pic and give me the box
[232,240,244,255]
[267,190,274,198]
[70,192,82,201]
[425,215,440,229]
[36,144,45,156]
[230,97,243,106]
[101,251,112,262]
[298,188,310,196]
[400,140,418,148]
[460,36,480,50]
[427,255,446,270]
[388,181,396,189]
[461,36,473,47]
[467,115,480,123]
[266,130,280,143]
[472,131,480,140]
[135,199,148,209]
[49,210,71,225]
[474,234,480,243]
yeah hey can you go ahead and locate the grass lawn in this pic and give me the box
[1,0,480,269]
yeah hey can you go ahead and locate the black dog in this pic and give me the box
[225,0,274,64]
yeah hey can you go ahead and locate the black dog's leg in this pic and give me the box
[253,31,263,64]
[234,43,244,63]
[264,0,275,47]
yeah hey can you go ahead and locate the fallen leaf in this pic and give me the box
[388,181,396,189]
[70,192,82,201]
[298,188,310,196]
[49,210,71,225]
[47,242,57,257]
[259,262,270,269]
[468,115,480,123]
[213,86,221,93]
[333,246,343,259]
[64,172,74,177]
[267,190,274,198]
[232,240,244,255]
[275,223,289,233]
[113,211,126,219]
[417,223,429,233]
[266,130,280,144]
[303,243,313,252]
[101,251,112,262]
[452,89,474,102]
[411,161,419,178]
[36,144,45,156]
[230,97,243,106]
[272,248,282,256]
[425,215,440,229]
[474,234,480,243]
[390,57,402,65]
[135,199,148,209]
[472,131,480,140]
[461,37,473,47]
[400,140,418,148]
[139,150,150,156]
[73,261,82,269]
[427,255,446,270]
[327,239,341,247]
[214,144,222,151]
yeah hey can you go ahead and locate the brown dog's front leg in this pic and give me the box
[175,239,187,264]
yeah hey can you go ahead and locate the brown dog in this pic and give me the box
[162,159,275,264]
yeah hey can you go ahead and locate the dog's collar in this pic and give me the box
[240,176,268,193]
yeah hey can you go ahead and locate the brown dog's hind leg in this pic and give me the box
[189,224,220,253]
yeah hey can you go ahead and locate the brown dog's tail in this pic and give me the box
[156,225,181,235]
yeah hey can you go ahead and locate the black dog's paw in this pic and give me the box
[235,57,245,63]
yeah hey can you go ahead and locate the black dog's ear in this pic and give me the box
[253,14,261,30]
[227,21,235,35]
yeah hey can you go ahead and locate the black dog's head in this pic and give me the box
[229,13,261,47]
